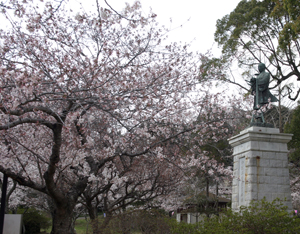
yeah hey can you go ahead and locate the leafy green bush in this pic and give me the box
[21,208,51,234]
[166,219,199,234]
[88,199,300,234]
[195,198,300,234]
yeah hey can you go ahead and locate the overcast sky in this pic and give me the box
[77,0,242,54]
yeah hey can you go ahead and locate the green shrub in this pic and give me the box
[195,198,300,234]
[21,208,51,234]
[87,199,300,234]
[166,219,199,234]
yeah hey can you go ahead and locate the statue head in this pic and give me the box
[258,63,266,73]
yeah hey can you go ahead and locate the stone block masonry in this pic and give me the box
[229,126,293,211]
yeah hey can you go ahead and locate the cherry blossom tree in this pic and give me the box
[78,93,241,232]
[0,0,195,233]
[79,89,246,233]
[0,1,241,233]
[171,92,252,215]
[79,150,185,233]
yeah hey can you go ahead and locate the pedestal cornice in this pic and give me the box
[229,126,292,147]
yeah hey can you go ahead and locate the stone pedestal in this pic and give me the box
[229,126,293,211]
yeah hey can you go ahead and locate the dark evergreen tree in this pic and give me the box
[200,0,300,101]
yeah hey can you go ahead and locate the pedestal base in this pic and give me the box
[229,127,293,211]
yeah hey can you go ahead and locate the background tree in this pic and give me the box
[271,0,300,50]
[201,0,300,101]
[167,94,248,218]
[79,148,185,233]
[284,103,300,165]
[283,103,300,209]
[264,104,292,132]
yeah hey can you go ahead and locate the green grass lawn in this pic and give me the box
[41,218,92,234]
[42,218,143,234]
[42,217,146,234]
[74,218,93,234]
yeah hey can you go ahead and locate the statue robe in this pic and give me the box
[250,71,278,110]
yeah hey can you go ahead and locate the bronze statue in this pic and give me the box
[249,63,278,126]
[250,63,278,110]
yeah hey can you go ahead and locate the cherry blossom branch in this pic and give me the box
[0,118,54,130]
[0,105,61,122]
[103,0,138,22]
[0,165,47,193]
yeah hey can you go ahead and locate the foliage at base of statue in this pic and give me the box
[88,199,300,233]
[172,198,300,234]
[18,208,51,234]
[166,219,199,234]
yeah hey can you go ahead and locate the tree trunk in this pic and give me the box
[86,199,98,234]
[205,177,209,217]
[50,204,76,234]
[215,182,219,215]
[278,85,283,133]
[97,212,112,234]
